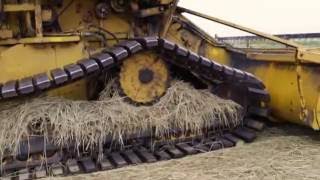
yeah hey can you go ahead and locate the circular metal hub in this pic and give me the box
[119,52,169,104]
[139,68,154,84]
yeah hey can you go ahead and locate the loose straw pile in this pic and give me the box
[0,80,243,156]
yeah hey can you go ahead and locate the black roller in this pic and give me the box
[50,68,69,85]
[64,64,85,80]
[91,53,115,69]
[33,73,51,90]
[1,81,18,98]
[77,58,100,74]
[117,40,143,54]
[103,47,129,62]
[18,77,35,95]
[135,37,159,49]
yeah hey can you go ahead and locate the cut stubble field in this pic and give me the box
[54,124,320,180]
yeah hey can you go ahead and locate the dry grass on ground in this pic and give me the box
[54,124,320,180]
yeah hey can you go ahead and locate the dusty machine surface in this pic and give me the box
[0,0,317,179]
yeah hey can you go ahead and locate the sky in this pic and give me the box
[179,0,320,37]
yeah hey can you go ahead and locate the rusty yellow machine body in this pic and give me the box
[0,0,319,130]
[172,8,320,130]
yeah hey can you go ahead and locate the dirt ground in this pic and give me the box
[54,124,320,180]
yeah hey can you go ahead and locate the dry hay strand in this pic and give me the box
[0,80,244,157]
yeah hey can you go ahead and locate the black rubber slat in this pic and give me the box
[216,137,235,148]
[159,38,176,51]
[187,51,200,65]
[117,40,143,54]
[50,165,64,176]
[200,57,212,68]
[176,143,198,155]
[122,150,142,165]
[18,77,35,95]
[223,133,242,146]
[244,72,265,89]
[212,61,224,72]
[154,150,171,161]
[234,69,246,79]
[248,106,270,117]
[99,158,114,171]
[248,87,270,102]
[64,64,85,81]
[109,153,128,168]
[165,146,185,158]
[223,66,235,80]
[66,159,80,174]
[34,166,47,179]
[205,140,223,151]
[16,137,57,159]
[136,37,159,49]
[134,147,157,163]
[1,81,18,98]
[91,53,115,69]
[104,47,129,62]
[18,169,30,180]
[50,68,69,85]
[176,46,189,57]
[195,143,210,152]
[233,127,257,143]
[33,73,51,90]
[245,118,265,131]
[79,158,97,173]
[77,58,100,74]
[199,57,213,77]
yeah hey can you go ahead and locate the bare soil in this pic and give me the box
[52,124,320,180]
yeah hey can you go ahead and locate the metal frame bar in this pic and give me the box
[177,6,300,49]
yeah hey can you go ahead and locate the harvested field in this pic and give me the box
[54,124,320,180]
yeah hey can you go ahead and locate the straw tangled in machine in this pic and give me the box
[0,80,243,156]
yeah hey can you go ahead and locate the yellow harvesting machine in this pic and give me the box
[0,0,318,129]
[1,0,320,178]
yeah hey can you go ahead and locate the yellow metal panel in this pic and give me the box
[0,36,80,45]
[205,44,231,65]
[315,96,320,129]
[248,63,320,130]
[0,44,56,83]
[48,80,88,100]
[58,0,98,31]
[251,64,303,124]
[167,12,320,130]
[165,23,202,53]
[3,3,35,12]
[246,52,296,62]
[299,67,320,130]
[297,48,320,63]
[0,42,89,99]
[49,42,89,99]
[54,42,88,67]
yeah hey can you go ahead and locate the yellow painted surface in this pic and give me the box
[0,42,89,99]
[58,0,98,31]
[205,44,231,65]
[3,3,35,12]
[0,36,80,45]
[166,13,320,130]
[246,63,320,130]
[0,0,319,130]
